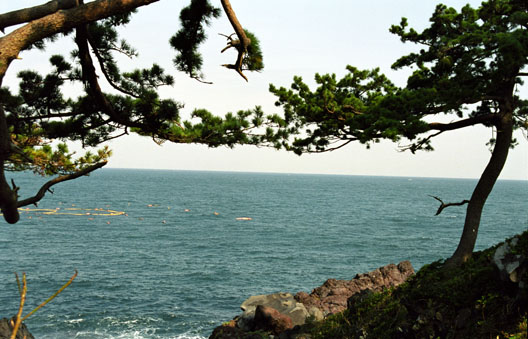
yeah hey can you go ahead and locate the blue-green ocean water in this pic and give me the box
[0,169,527,338]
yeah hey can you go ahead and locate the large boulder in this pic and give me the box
[253,305,293,335]
[237,292,309,330]
[0,318,35,339]
[295,261,414,316]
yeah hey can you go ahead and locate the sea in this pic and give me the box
[0,169,526,338]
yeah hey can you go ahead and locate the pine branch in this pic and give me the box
[0,0,79,33]
[220,0,250,81]
[75,25,142,128]
[14,111,79,122]
[399,130,444,153]
[87,33,140,98]
[428,113,499,132]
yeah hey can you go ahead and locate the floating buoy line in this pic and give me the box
[3,205,252,220]
[15,207,126,217]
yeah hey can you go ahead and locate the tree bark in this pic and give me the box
[448,101,514,265]
[0,0,80,33]
[220,0,250,81]
[0,0,159,82]
[0,106,20,223]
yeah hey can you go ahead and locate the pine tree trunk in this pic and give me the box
[0,106,20,223]
[448,103,514,265]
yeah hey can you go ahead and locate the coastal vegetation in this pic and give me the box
[304,231,528,338]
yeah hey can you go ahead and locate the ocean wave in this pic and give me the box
[69,329,206,339]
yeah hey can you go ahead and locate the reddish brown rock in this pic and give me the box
[239,292,308,327]
[294,261,414,316]
[253,305,293,335]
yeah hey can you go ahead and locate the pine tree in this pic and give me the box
[262,0,528,265]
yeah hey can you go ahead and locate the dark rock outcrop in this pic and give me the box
[0,318,35,339]
[253,305,293,335]
[295,261,414,316]
[210,320,265,339]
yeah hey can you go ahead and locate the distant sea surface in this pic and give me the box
[0,169,527,338]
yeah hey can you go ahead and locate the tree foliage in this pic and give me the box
[266,0,527,154]
[170,0,221,81]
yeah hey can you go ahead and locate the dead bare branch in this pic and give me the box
[10,273,26,339]
[220,0,250,81]
[429,195,470,215]
[22,270,78,321]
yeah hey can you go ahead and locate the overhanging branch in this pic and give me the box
[17,161,107,207]
[0,0,79,33]
[0,0,159,80]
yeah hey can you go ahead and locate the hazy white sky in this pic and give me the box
[2,0,527,179]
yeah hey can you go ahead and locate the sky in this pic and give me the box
[1,0,527,180]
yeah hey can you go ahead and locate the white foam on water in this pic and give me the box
[66,318,84,324]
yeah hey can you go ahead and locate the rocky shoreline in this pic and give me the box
[210,261,415,338]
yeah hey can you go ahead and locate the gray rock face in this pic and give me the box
[493,236,527,287]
